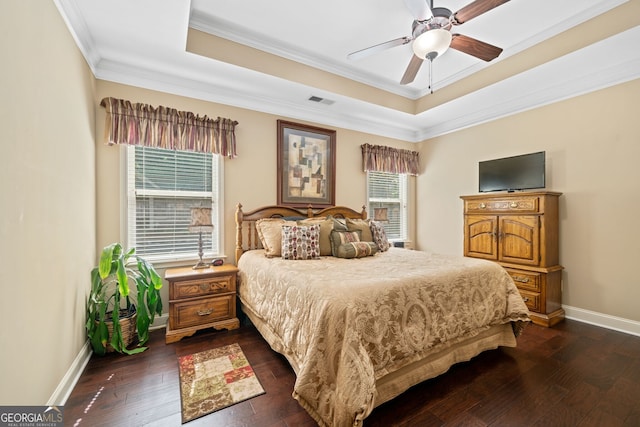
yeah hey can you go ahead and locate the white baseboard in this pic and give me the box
[50,314,169,406]
[150,313,169,331]
[47,341,92,406]
[563,305,640,337]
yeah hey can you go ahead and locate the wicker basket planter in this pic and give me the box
[87,243,163,356]
[103,307,137,353]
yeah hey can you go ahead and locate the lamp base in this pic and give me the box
[192,260,209,270]
[192,230,209,269]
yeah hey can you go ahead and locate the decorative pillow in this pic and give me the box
[298,217,333,256]
[336,242,378,259]
[330,216,348,232]
[329,230,361,256]
[369,220,390,252]
[281,224,320,260]
[346,218,373,242]
[255,218,297,257]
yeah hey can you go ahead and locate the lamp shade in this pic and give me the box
[412,28,452,60]
[188,207,213,232]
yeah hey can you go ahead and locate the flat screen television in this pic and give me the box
[479,151,545,193]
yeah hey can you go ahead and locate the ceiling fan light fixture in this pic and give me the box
[412,28,452,60]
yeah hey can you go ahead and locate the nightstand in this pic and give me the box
[164,264,239,344]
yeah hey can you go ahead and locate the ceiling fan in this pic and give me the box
[347,0,510,89]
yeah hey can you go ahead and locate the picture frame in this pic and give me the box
[277,120,336,208]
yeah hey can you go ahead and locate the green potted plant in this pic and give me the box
[86,243,163,355]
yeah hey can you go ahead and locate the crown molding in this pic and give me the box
[190,0,628,101]
[415,25,640,140]
[57,0,638,143]
[94,58,418,141]
[188,11,419,100]
[54,0,100,74]
[422,0,629,97]
[93,24,640,143]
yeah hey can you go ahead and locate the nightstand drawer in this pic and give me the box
[170,295,234,329]
[172,275,235,299]
[505,268,541,292]
[518,289,540,312]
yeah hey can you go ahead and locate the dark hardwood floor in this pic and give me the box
[64,320,640,427]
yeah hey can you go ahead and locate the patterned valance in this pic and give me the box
[100,97,239,158]
[361,143,420,176]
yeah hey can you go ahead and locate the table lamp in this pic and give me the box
[189,207,213,269]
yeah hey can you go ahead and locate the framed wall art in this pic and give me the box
[277,120,336,208]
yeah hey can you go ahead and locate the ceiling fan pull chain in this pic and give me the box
[429,58,433,94]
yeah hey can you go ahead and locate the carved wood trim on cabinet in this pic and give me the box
[461,191,564,327]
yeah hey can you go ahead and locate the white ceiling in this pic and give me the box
[56,0,639,142]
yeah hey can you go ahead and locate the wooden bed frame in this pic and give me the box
[234,203,366,264]
[233,203,522,425]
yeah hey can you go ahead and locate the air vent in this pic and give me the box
[308,95,335,106]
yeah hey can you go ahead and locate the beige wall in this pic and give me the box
[95,81,417,310]
[0,1,96,404]
[416,78,640,322]
[4,0,637,408]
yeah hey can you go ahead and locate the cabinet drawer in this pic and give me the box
[518,289,541,312]
[465,197,540,213]
[172,275,235,300]
[504,268,541,292]
[170,295,234,329]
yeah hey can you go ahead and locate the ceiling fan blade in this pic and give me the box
[453,0,510,25]
[450,34,503,61]
[400,54,424,85]
[347,36,412,60]
[403,0,433,21]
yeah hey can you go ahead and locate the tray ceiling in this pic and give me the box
[56,0,639,141]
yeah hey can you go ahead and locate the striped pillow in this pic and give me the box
[336,242,378,258]
[329,230,361,256]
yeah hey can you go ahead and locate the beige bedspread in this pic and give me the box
[238,248,530,427]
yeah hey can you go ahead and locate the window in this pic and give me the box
[367,171,407,241]
[126,146,222,262]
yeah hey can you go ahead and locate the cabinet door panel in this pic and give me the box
[499,215,539,266]
[464,215,498,260]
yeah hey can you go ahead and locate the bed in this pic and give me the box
[234,203,530,427]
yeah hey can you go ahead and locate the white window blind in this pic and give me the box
[367,171,407,241]
[126,146,221,261]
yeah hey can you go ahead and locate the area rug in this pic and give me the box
[178,343,265,423]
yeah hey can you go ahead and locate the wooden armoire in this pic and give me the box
[460,191,564,327]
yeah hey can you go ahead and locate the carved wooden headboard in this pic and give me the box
[234,203,367,264]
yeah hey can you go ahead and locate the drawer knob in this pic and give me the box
[197,309,213,316]
[199,283,210,291]
[522,297,530,302]
[479,203,486,209]
[510,202,518,208]
[513,276,530,283]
